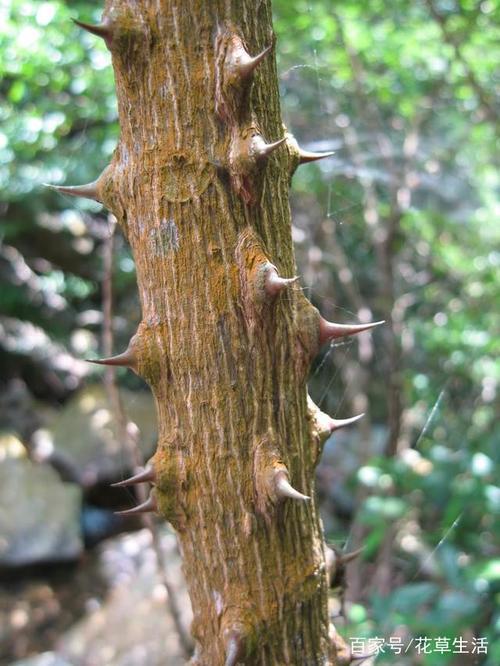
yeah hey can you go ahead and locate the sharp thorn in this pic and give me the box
[44,181,101,202]
[86,349,136,369]
[274,470,310,502]
[111,466,155,488]
[72,19,112,45]
[340,546,364,565]
[350,651,376,664]
[330,413,365,431]
[224,629,244,666]
[319,318,385,345]
[115,494,157,516]
[256,136,286,159]
[298,148,335,164]
[265,266,299,297]
[237,44,272,78]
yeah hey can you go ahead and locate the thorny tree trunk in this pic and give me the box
[60,1,382,663]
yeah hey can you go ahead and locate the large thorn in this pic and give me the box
[274,470,310,502]
[115,494,157,516]
[340,546,364,565]
[224,630,244,666]
[319,317,385,345]
[265,265,299,298]
[255,136,286,159]
[237,44,273,79]
[298,148,335,164]
[111,466,156,488]
[86,347,136,370]
[44,180,101,202]
[330,413,365,431]
[72,19,113,46]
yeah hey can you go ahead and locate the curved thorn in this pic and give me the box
[265,266,299,297]
[86,348,136,369]
[256,136,286,159]
[115,494,157,516]
[340,546,364,565]
[274,470,310,502]
[238,44,272,78]
[224,631,244,666]
[319,318,385,345]
[111,466,155,488]
[44,181,101,202]
[330,413,365,431]
[72,19,112,45]
[298,148,335,164]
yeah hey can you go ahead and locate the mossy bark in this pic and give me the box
[100,1,336,663]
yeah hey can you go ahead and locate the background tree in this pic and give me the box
[0,0,498,664]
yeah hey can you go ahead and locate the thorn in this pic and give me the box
[44,180,101,202]
[298,148,335,164]
[72,19,113,46]
[254,136,286,159]
[236,44,273,79]
[330,413,365,431]
[319,317,385,346]
[115,493,157,516]
[224,629,244,666]
[274,470,310,502]
[264,266,299,297]
[350,651,376,664]
[111,466,156,488]
[340,546,364,565]
[86,348,136,369]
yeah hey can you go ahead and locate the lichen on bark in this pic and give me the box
[60,1,383,663]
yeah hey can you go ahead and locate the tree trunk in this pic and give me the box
[65,1,381,663]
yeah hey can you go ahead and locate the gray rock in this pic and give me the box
[58,527,190,666]
[0,434,82,567]
[48,385,157,485]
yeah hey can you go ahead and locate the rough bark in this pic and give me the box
[63,1,382,663]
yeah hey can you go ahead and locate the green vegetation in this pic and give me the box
[1,0,498,663]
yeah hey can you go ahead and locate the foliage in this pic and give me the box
[1,0,498,662]
[273,0,499,662]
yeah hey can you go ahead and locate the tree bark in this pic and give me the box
[66,1,381,663]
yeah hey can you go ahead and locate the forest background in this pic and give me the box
[0,0,498,664]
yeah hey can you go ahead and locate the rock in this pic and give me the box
[0,434,82,568]
[57,527,190,666]
[0,379,46,441]
[47,385,157,485]
[1,527,190,664]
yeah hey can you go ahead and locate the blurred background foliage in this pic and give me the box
[0,0,498,664]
